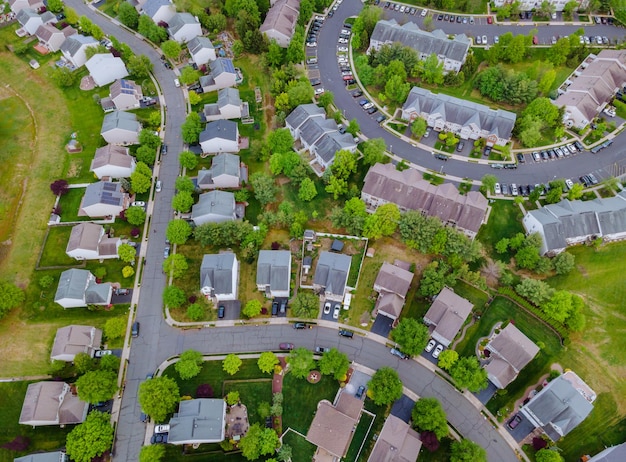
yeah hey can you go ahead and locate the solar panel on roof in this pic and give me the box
[223,59,235,73]
[103,183,117,191]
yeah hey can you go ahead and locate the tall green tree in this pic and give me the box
[118,2,139,29]
[411,398,448,439]
[368,367,403,405]
[76,370,118,403]
[162,285,186,308]
[104,316,127,340]
[450,439,487,462]
[0,281,25,319]
[243,300,263,318]
[66,411,114,462]
[223,353,243,375]
[391,318,429,356]
[139,445,165,462]
[250,173,278,206]
[179,151,199,170]
[125,206,147,226]
[161,40,182,60]
[298,178,318,202]
[287,347,315,379]
[172,191,194,213]
[118,243,137,263]
[290,291,319,318]
[535,449,564,462]
[138,376,180,421]
[166,219,192,245]
[181,113,202,144]
[362,138,387,166]
[363,203,400,239]
[175,350,204,380]
[258,351,279,374]
[450,357,488,392]
[318,348,350,380]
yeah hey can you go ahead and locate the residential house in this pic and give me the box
[187,36,216,66]
[168,399,226,445]
[367,414,421,462]
[197,153,243,190]
[19,382,89,426]
[106,78,143,111]
[313,251,352,302]
[285,103,326,140]
[260,0,300,48]
[306,393,364,459]
[199,119,239,154]
[423,287,473,347]
[54,269,112,309]
[17,8,54,36]
[199,58,238,93]
[362,163,488,239]
[555,50,626,129]
[484,323,540,389]
[15,451,68,462]
[85,53,129,87]
[494,0,586,12]
[586,442,626,462]
[90,144,136,179]
[35,24,76,53]
[285,104,357,169]
[50,325,103,362]
[402,87,517,146]
[256,250,292,298]
[167,12,202,43]
[199,252,239,302]
[522,191,626,255]
[8,0,44,14]
[202,87,243,122]
[141,0,176,24]
[60,34,99,68]
[65,223,121,261]
[369,19,470,73]
[192,190,237,226]
[373,261,413,321]
[101,110,141,145]
[78,181,129,218]
[521,371,595,441]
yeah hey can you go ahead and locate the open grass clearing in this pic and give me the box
[476,199,524,257]
[38,226,77,268]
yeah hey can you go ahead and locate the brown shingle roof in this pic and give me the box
[90,145,132,170]
[374,262,413,298]
[423,287,473,346]
[485,323,539,388]
[368,414,421,462]
[66,222,102,253]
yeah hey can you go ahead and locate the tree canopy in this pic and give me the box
[76,370,118,403]
[258,351,279,374]
[223,353,243,375]
[138,376,180,422]
[287,347,315,379]
[390,318,430,356]
[368,367,403,405]
[166,219,193,245]
[66,411,114,462]
[449,356,488,392]
[238,423,279,460]
[290,291,319,318]
[0,281,25,319]
[175,350,204,380]
[411,398,448,439]
[450,439,487,462]
[318,348,350,380]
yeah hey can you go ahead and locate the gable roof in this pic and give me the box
[370,19,470,63]
[19,382,88,426]
[168,12,199,35]
[314,131,357,164]
[588,442,626,462]
[209,57,236,77]
[260,0,300,42]
[50,325,102,361]
[374,262,413,298]
[200,252,237,294]
[109,78,142,100]
[91,144,133,170]
[60,34,98,57]
[17,7,39,24]
[218,87,241,108]
[192,190,236,222]
[367,414,421,462]
[14,451,68,462]
[375,292,405,319]
[485,323,539,389]
[256,250,291,292]
[285,103,326,131]
[101,110,140,134]
[423,287,473,346]
[187,35,214,54]
[199,119,238,143]
[66,222,102,253]
[82,181,126,210]
[54,268,111,305]
[168,399,226,444]
[313,251,351,297]
[142,0,172,18]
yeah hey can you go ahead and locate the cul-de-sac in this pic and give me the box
[1,0,625,461]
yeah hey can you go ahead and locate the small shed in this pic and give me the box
[303,229,316,241]
[303,256,312,275]
[331,239,344,253]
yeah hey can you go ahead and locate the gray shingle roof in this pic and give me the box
[82,181,126,209]
[14,451,68,462]
[168,12,198,35]
[403,87,517,141]
[197,153,240,187]
[587,442,626,462]
[314,132,357,164]
[101,110,140,134]
[370,19,470,63]
[60,34,98,57]
[299,117,337,147]
[217,87,241,108]
[192,190,236,222]
[168,399,226,444]
[313,251,351,297]
[200,253,236,295]
[199,119,238,143]
[54,269,91,303]
[17,7,38,24]
[209,57,236,77]
[187,35,214,54]
[285,103,326,131]
[142,0,171,18]
[256,250,291,292]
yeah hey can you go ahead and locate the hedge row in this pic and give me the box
[497,288,569,341]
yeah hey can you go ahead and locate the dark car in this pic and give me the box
[294,322,308,329]
[280,300,287,314]
[434,153,449,161]
[367,106,378,114]
[315,346,330,353]
[161,144,167,155]
[140,412,148,423]
[355,385,366,398]
[351,89,363,97]
[114,288,129,296]
[508,414,522,429]
[456,141,465,152]
[310,78,321,86]
[338,329,354,338]
[574,140,584,151]
[375,115,386,124]
[516,153,525,163]
[359,99,369,106]
[218,305,225,319]
[484,146,492,156]
[163,61,172,69]
[271,301,278,316]
[131,321,140,338]
[344,79,356,85]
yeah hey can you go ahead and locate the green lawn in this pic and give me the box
[452,280,490,313]
[38,226,77,267]
[476,199,524,256]
[344,410,375,461]
[345,400,387,461]
[282,372,339,434]
[0,381,72,462]
[57,188,89,222]
[417,437,453,462]
[223,379,273,425]
[282,429,316,461]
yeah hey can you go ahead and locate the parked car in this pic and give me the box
[516,153,525,163]
[323,302,331,314]
[131,321,140,337]
[367,106,378,114]
[151,433,168,444]
[218,304,225,319]
[155,180,162,192]
[271,301,278,316]
[494,183,501,194]
[425,340,436,352]
[456,141,465,152]
[279,342,294,350]
[154,424,170,434]
[114,288,129,296]
[164,246,170,259]
[508,414,522,429]
[432,344,444,359]
[333,304,341,319]
[131,201,145,208]
[390,348,409,359]
[94,350,112,358]
[355,385,366,398]
[424,127,431,138]
[338,329,354,338]
[315,346,330,353]
[294,322,308,329]
[565,179,574,190]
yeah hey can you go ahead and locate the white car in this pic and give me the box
[494,35,499,44]
[154,424,170,434]
[306,42,317,47]
[174,78,180,87]
[425,340,436,353]
[95,350,112,358]
[337,46,348,52]
[362,103,374,110]
[155,180,162,192]
[314,15,324,21]
[338,38,349,44]
[341,29,351,35]
[494,183,501,194]
[421,8,427,16]
[131,201,146,208]
[475,36,481,45]
[314,88,325,95]
[482,35,487,44]
[432,344,444,359]
[565,179,574,190]
[399,5,405,12]
[333,305,340,319]
[323,302,331,315]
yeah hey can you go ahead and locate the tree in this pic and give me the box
[298,178,318,202]
[172,191,194,213]
[50,179,69,196]
[250,173,278,206]
[243,299,263,318]
[99,354,120,372]
[567,183,584,200]
[139,129,161,149]
[450,439,487,462]
[181,113,202,144]
[368,367,403,405]
[118,1,139,28]
[545,185,563,204]
[127,54,152,79]
[553,252,575,275]
[180,66,200,86]
[47,0,63,12]
[239,423,279,460]
[74,352,96,374]
[542,290,574,323]
[66,411,114,462]
[287,347,315,379]
[385,74,411,104]
[166,220,192,245]
[223,353,242,375]
[450,356,488,392]
[123,265,135,279]
[130,170,152,194]
[0,281,25,319]
[411,398,448,439]
[291,291,319,318]
[179,151,198,170]
[163,285,186,308]
[163,254,188,278]
[411,118,427,138]
[391,318,430,356]
[187,303,205,321]
[419,261,451,297]
[270,151,301,176]
[138,376,180,422]
[118,243,137,263]
[418,53,444,84]
[125,206,147,226]
[258,351,279,374]
[135,145,156,166]
[437,349,458,371]
[538,69,557,95]
[267,128,294,154]
[363,203,400,239]
[535,449,564,462]
[331,149,358,180]
[104,316,127,340]
[139,444,165,462]
[76,370,118,403]
[226,390,240,405]
[318,90,334,109]
[176,349,204,380]
[161,40,182,60]
[362,138,387,166]
[481,174,497,194]
[266,40,284,67]
[318,348,350,380]
[516,278,554,305]
[325,175,348,200]
[64,6,79,25]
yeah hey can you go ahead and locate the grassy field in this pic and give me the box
[282,372,339,434]
[38,226,77,267]
[282,429,316,461]
[476,199,525,256]
[223,379,273,425]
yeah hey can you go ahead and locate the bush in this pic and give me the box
[196,383,214,398]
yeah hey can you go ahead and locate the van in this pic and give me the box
[132,321,140,338]
[338,329,353,338]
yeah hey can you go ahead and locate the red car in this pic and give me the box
[532,36,538,45]
[508,414,522,429]
[487,16,493,24]
[279,343,294,350]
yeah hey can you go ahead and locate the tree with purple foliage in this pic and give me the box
[420,431,440,452]
[50,179,69,196]
[196,383,213,398]
[130,227,140,237]
[532,437,548,451]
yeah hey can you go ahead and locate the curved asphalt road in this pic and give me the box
[62,1,583,460]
